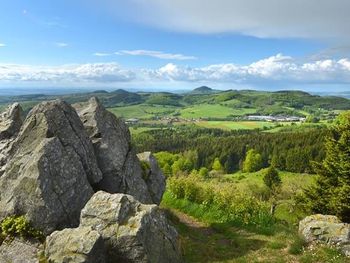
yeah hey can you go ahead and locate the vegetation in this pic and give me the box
[243,149,263,173]
[0,215,44,241]
[135,125,327,174]
[303,111,350,222]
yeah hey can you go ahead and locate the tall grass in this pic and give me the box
[165,176,276,234]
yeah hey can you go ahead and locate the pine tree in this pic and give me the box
[263,166,281,191]
[304,111,350,222]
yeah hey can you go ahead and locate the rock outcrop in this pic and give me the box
[45,227,105,263]
[0,103,24,174]
[0,100,101,233]
[0,103,23,140]
[299,214,350,256]
[0,98,182,262]
[137,151,166,205]
[74,97,164,204]
[45,191,183,263]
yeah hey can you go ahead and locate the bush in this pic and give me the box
[167,176,274,229]
[0,215,43,240]
[263,166,281,191]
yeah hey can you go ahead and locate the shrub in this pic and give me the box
[0,215,43,240]
[140,160,151,180]
[166,176,274,229]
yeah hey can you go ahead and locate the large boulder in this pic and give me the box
[299,214,350,256]
[73,97,154,204]
[78,191,183,263]
[137,152,166,205]
[0,100,102,233]
[45,227,105,263]
[0,102,23,140]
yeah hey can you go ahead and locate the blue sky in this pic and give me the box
[0,0,350,92]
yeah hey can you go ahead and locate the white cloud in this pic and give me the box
[0,63,135,83]
[0,55,350,87]
[119,49,197,60]
[93,52,112,57]
[55,42,68,48]
[99,0,350,41]
[0,43,6,47]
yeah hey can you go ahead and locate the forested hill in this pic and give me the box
[0,88,349,114]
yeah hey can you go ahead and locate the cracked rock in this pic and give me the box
[0,100,101,234]
[74,97,154,204]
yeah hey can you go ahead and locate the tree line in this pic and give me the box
[133,125,327,174]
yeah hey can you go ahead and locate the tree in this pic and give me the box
[263,166,282,215]
[263,166,281,190]
[242,149,263,172]
[162,163,172,177]
[304,111,350,222]
[212,158,223,172]
[199,167,209,179]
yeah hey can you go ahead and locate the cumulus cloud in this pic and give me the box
[0,43,6,47]
[118,50,197,60]
[0,63,135,83]
[1,55,350,87]
[97,0,350,40]
[147,54,350,84]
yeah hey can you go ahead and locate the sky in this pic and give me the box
[0,0,350,92]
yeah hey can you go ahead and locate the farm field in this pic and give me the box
[179,104,257,118]
[195,120,276,130]
[108,104,177,119]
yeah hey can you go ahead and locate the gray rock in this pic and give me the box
[80,191,183,263]
[0,237,41,263]
[73,97,153,204]
[0,100,101,233]
[45,227,105,263]
[299,214,350,257]
[0,103,24,174]
[0,103,23,140]
[137,152,166,205]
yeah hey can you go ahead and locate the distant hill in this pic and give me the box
[190,86,217,94]
[0,88,349,116]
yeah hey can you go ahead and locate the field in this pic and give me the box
[196,120,275,130]
[109,104,177,119]
[180,104,256,118]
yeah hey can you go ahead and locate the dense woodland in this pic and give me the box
[133,125,327,174]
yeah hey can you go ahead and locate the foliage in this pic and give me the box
[198,167,209,179]
[303,111,350,222]
[0,215,44,240]
[263,166,282,191]
[167,176,274,229]
[135,125,327,174]
[140,160,151,180]
[211,157,223,172]
[242,149,263,173]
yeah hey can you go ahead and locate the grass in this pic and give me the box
[108,104,178,119]
[196,120,276,130]
[162,169,349,262]
[129,126,161,135]
[180,104,256,118]
[162,194,349,263]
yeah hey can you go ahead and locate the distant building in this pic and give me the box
[246,115,306,122]
[125,118,139,124]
